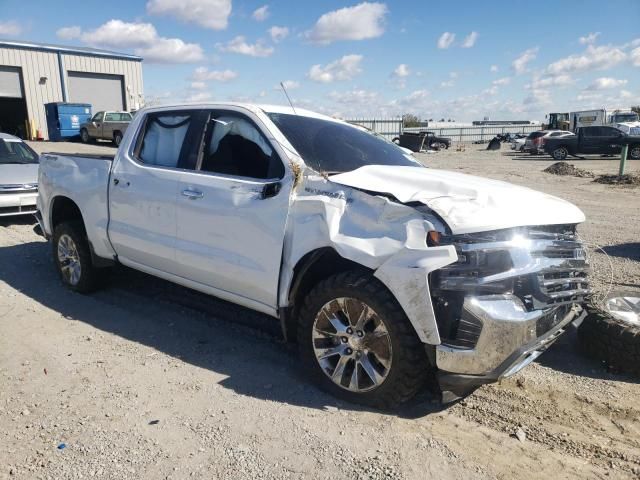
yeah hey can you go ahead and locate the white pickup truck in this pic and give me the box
[36,103,589,408]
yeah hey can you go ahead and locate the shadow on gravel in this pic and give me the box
[601,242,640,262]
[0,216,37,227]
[535,327,639,384]
[0,239,443,419]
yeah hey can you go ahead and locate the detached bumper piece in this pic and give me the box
[430,225,589,402]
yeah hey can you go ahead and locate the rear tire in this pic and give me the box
[298,270,429,409]
[629,145,640,160]
[113,131,123,147]
[552,147,568,160]
[52,221,98,293]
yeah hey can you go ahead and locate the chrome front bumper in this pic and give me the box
[436,295,585,401]
[0,192,37,216]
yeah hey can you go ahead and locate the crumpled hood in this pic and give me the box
[329,165,585,234]
[0,163,39,185]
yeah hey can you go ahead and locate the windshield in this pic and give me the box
[268,113,420,174]
[0,139,39,164]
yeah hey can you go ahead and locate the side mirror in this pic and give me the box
[261,181,281,199]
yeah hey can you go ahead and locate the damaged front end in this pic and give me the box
[429,224,589,401]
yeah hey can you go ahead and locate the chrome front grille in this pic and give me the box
[0,184,38,194]
[433,224,590,311]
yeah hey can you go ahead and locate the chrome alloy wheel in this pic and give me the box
[312,298,392,392]
[57,234,82,286]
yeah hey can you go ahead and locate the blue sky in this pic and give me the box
[1,0,639,121]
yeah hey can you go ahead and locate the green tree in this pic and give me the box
[402,114,421,128]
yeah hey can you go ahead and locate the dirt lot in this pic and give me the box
[0,142,639,480]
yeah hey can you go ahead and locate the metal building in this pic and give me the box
[0,39,143,140]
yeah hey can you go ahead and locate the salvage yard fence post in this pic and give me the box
[619,144,629,176]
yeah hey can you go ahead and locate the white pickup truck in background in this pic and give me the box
[36,103,589,408]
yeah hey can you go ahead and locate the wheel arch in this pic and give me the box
[281,247,374,342]
[50,196,114,268]
[50,195,84,231]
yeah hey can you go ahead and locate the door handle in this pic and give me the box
[113,178,130,188]
[182,189,204,199]
[261,182,281,199]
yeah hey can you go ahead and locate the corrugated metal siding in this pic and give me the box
[0,45,143,139]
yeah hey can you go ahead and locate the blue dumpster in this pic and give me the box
[45,103,92,141]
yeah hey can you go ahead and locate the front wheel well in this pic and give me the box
[282,248,373,342]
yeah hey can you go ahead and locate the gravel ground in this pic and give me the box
[0,141,638,480]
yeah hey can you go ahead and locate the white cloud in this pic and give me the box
[329,89,379,105]
[490,65,499,72]
[60,20,204,64]
[146,0,231,30]
[492,77,511,86]
[252,5,270,22]
[0,20,21,36]
[56,26,82,40]
[186,91,213,102]
[191,81,207,90]
[579,32,600,45]
[306,2,387,45]
[523,89,551,107]
[81,20,158,48]
[437,32,455,49]
[217,36,274,57]
[393,64,410,78]
[138,38,204,63]
[483,86,498,96]
[281,80,300,90]
[512,47,538,74]
[192,67,238,82]
[440,80,454,88]
[528,74,574,89]
[404,89,429,102]
[585,77,628,90]
[631,47,640,66]
[461,31,478,48]
[269,26,289,43]
[308,54,363,83]
[546,44,626,75]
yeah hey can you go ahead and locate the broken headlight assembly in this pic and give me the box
[429,225,589,349]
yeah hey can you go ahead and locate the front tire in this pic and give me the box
[52,221,98,293]
[298,270,429,409]
[628,145,640,160]
[552,146,568,160]
[578,293,640,376]
[113,131,123,147]
[80,128,90,143]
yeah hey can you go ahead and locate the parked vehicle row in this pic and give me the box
[544,125,640,160]
[511,125,640,160]
[35,102,589,408]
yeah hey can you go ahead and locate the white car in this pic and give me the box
[37,103,589,408]
[525,130,575,155]
[0,133,39,217]
[511,137,526,152]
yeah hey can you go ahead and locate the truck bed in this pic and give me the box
[38,152,115,261]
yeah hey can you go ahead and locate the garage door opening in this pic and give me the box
[67,72,125,112]
[0,97,28,139]
[0,66,28,139]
